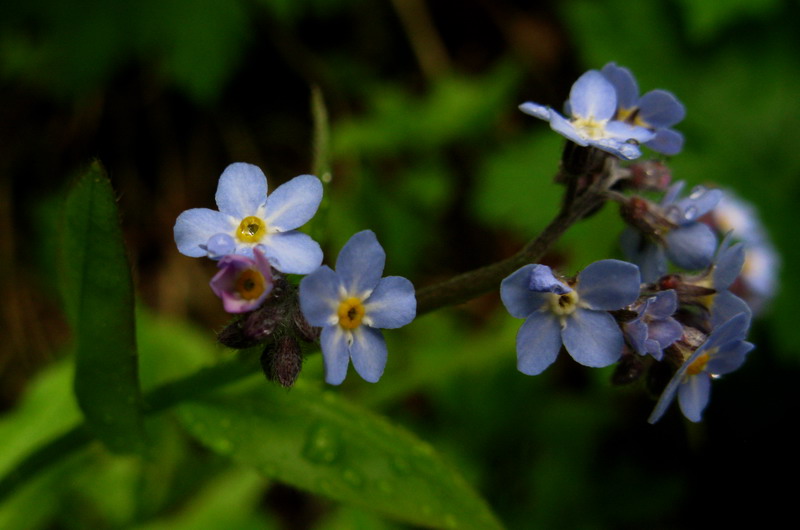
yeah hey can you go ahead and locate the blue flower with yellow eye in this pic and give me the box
[210,248,273,313]
[501,260,641,375]
[648,312,753,423]
[520,70,655,160]
[174,162,323,274]
[299,231,416,385]
[600,62,686,155]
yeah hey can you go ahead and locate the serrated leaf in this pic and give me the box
[61,160,145,453]
[177,384,503,529]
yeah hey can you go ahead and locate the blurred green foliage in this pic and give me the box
[2,0,799,528]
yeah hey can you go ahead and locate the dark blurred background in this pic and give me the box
[2,0,799,528]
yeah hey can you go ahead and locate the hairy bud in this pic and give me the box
[261,336,303,388]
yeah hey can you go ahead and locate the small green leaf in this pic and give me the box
[61,160,145,453]
[177,383,503,529]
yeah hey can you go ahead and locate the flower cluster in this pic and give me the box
[174,163,416,386]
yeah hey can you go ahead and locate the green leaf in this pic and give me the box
[61,160,145,453]
[177,383,503,529]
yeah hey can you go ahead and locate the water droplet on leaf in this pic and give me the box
[302,424,341,465]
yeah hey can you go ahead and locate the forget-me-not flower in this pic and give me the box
[174,162,323,274]
[600,62,686,155]
[622,289,682,361]
[621,181,722,282]
[501,260,641,375]
[648,312,753,423]
[519,70,655,160]
[210,248,273,313]
[299,230,416,385]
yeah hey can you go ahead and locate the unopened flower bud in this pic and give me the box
[261,336,303,388]
[628,160,671,191]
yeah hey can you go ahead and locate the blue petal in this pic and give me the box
[548,111,589,146]
[648,368,683,424]
[707,340,753,375]
[515,311,563,375]
[562,308,624,367]
[675,187,722,222]
[263,230,323,274]
[624,319,648,355]
[569,70,617,121]
[299,266,340,327]
[215,163,268,218]
[713,241,745,290]
[604,121,656,143]
[519,102,551,121]
[620,229,667,283]
[677,374,711,422]
[661,181,686,206]
[589,137,643,160]
[645,290,678,319]
[264,174,323,232]
[349,326,388,383]
[206,233,236,258]
[710,291,752,330]
[665,223,718,271]
[500,265,550,318]
[529,264,571,294]
[320,325,350,385]
[646,318,682,351]
[174,208,234,257]
[600,62,639,109]
[364,276,416,329]
[336,230,386,296]
[637,90,686,128]
[645,128,683,156]
[577,259,641,310]
[706,312,751,351]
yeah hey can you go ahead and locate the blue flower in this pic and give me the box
[520,70,655,160]
[501,260,641,375]
[623,289,682,361]
[174,162,324,274]
[600,62,686,155]
[648,312,753,423]
[299,230,416,385]
[621,181,722,282]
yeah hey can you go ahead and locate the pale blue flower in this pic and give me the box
[174,162,323,274]
[623,290,682,361]
[299,230,416,385]
[648,312,753,423]
[520,70,655,160]
[601,62,686,155]
[501,260,641,375]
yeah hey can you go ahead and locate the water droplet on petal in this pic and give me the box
[689,187,706,200]
[684,206,698,220]
[302,424,341,465]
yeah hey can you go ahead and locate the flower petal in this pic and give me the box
[500,265,550,318]
[710,291,752,330]
[206,233,236,258]
[363,276,416,329]
[707,340,753,375]
[263,231,323,274]
[562,308,624,367]
[637,89,686,128]
[713,240,745,290]
[548,111,589,146]
[624,319,648,355]
[215,163,268,218]
[645,128,683,156]
[646,317,683,351]
[299,265,341,327]
[569,70,617,121]
[174,208,234,257]
[644,290,678,319]
[519,102,551,121]
[528,264,571,294]
[665,223,718,271]
[336,230,385,296]
[577,259,641,310]
[349,326,388,383]
[677,374,711,422]
[600,62,639,109]
[706,311,751,351]
[515,311,563,375]
[620,229,667,283]
[320,326,351,385]
[603,121,656,143]
[263,174,323,232]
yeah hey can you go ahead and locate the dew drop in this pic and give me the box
[689,187,706,200]
[302,424,341,465]
[342,468,363,489]
[684,206,698,220]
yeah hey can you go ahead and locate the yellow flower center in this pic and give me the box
[237,216,267,243]
[686,350,714,376]
[235,269,267,300]
[337,297,365,330]
[549,290,579,317]
[571,116,608,139]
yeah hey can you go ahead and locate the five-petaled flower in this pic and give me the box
[299,230,416,385]
[600,62,686,155]
[623,289,682,361]
[174,162,324,274]
[501,260,641,375]
[648,312,753,423]
[519,70,655,160]
[210,248,273,313]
